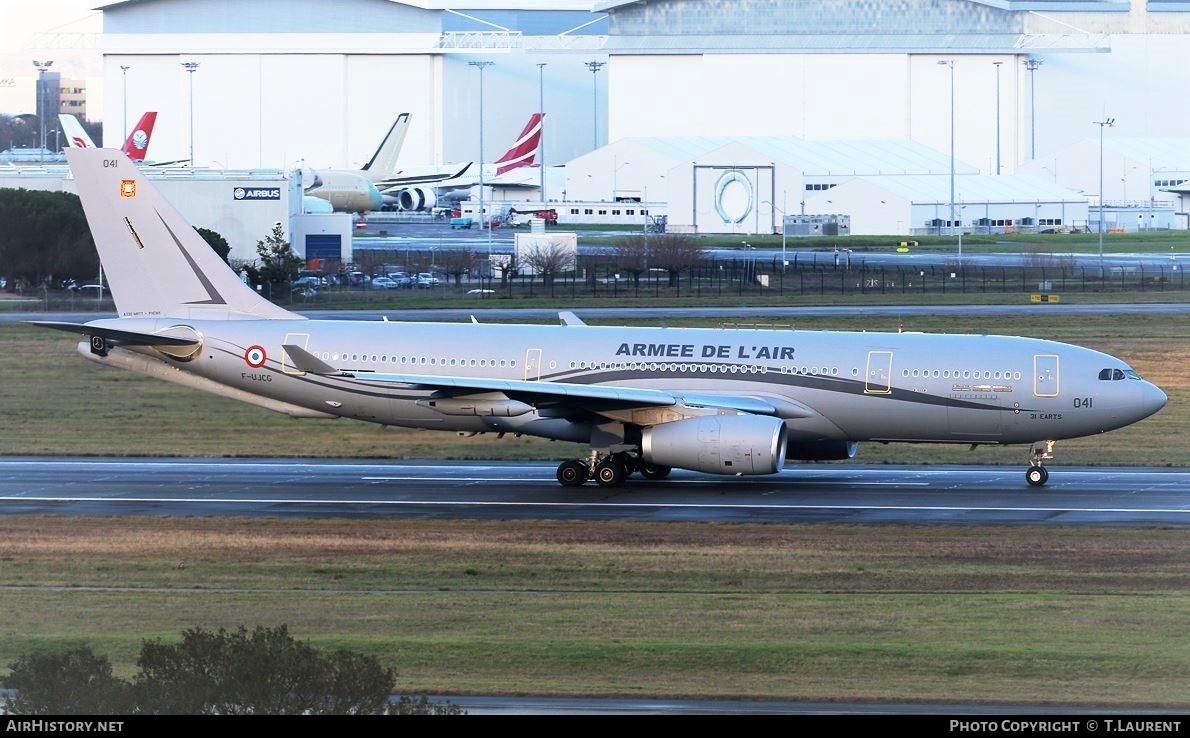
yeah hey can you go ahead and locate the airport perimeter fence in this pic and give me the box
[449,257,1189,302]
[17,256,1187,312]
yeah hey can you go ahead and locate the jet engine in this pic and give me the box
[641,415,788,475]
[785,440,859,461]
[397,187,437,211]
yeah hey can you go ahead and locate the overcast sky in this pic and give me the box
[3,1,101,49]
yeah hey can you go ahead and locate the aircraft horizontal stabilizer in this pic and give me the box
[282,344,345,375]
[31,321,200,347]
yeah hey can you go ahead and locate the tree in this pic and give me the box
[135,625,385,715]
[0,188,97,287]
[611,234,650,287]
[254,222,302,295]
[437,249,476,286]
[3,646,134,715]
[196,227,231,263]
[0,114,37,151]
[519,241,573,288]
[4,626,464,715]
[645,233,705,287]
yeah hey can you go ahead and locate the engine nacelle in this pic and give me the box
[397,187,437,211]
[641,415,788,475]
[785,440,859,461]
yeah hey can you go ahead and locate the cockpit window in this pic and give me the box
[1098,368,1129,381]
[1125,369,1142,381]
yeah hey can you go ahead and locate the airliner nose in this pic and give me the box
[1144,382,1168,418]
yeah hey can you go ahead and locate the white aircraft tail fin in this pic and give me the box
[59,114,96,149]
[66,148,299,321]
[361,112,411,177]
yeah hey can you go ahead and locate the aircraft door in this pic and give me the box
[524,348,542,381]
[1033,354,1060,397]
[864,351,893,394]
[281,333,311,375]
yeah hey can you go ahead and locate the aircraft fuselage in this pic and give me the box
[78,317,1167,449]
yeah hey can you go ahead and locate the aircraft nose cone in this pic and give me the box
[1144,383,1168,418]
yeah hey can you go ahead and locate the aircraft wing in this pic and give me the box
[282,344,792,417]
[374,163,473,192]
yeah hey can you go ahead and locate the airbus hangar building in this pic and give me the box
[8,0,1190,258]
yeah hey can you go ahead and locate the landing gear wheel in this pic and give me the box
[639,464,672,481]
[595,458,627,487]
[557,460,589,488]
[1025,465,1049,487]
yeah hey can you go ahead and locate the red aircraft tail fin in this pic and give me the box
[121,112,157,161]
[494,113,543,175]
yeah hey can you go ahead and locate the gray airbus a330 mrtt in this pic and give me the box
[38,150,1166,488]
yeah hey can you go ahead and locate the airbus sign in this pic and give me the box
[233,187,280,201]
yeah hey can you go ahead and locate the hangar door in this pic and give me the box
[304,234,342,262]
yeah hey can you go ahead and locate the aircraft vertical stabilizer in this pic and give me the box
[361,112,411,177]
[122,112,157,162]
[59,114,96,149]
[66,148,299,321]
[494,113,544,175]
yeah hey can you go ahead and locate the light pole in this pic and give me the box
[764,195,789,270]
[1024,57,1042,160]
[468,60,494,253]
[585,60,605,151]
[993,61,1002,175]
[537,62,547,203]
[613,156,629,201]
[120,65,131,140]
[1095,117,1116,280]
[32,60,53,160]
[937,59,959,265]
[181,61,200,165]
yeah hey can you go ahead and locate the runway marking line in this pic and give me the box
[0,495,1188,515]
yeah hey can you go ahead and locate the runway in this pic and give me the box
[1,458,1187,526]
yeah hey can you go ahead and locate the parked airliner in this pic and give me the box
[60,112,157,161]
[37,149,1166,488]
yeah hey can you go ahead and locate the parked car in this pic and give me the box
[292,276,323,289]
[371,276,400,289]
[76,284,110,297]
[416,272,441,288]
[386,272,413,288]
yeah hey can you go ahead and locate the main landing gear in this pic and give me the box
[1026,440,1055,487]
[556,451,672,488]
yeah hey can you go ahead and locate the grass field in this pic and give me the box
[1,309,1187,706]
[1,518,1188,705]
